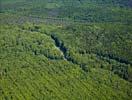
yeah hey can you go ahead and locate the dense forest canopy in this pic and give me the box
[0,0,132,100]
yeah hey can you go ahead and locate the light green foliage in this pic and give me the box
[0,0,132,100]
[0,23,132,100]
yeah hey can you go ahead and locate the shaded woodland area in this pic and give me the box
[0,0,132,100]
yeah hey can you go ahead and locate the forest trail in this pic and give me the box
[51,34,67,61]
[54,45,67,61]
[50,34,88,72]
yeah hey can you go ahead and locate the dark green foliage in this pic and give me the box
[0,0,132,99]
[0,22,132,100]
[1,0,132,24]
[50,23,132,82]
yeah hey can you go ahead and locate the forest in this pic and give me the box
[0,0,132,100]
